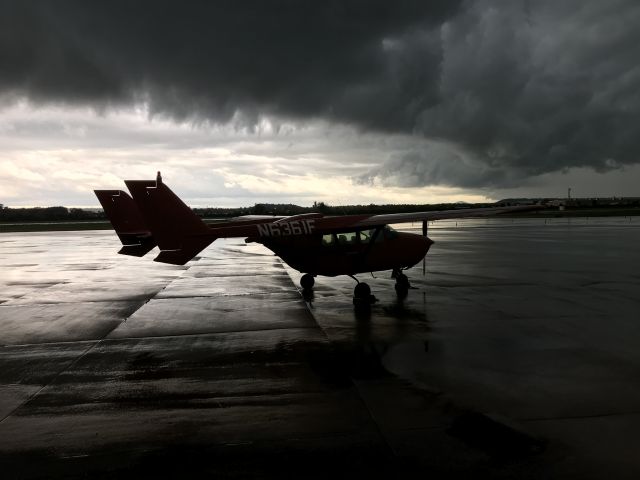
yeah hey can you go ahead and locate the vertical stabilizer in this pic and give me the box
[94,189,156,256]
[124,179,214,265]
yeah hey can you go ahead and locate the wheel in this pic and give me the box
[353,282,375,307]
[354,282,371,299]
[300,273,315,290]
[353,282,371,300]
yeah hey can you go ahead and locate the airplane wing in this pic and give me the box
[206,215,286,226]
[96,175,544,265]
[351,205,542,228]
[231,205,542,239]
[227,215,285,222]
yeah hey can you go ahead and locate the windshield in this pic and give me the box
[384,225,398,239]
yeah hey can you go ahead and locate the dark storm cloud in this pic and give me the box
[397,0,640,188]
[0,1,458,124]
[1,0,640,188]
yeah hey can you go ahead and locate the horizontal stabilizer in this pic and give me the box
[118,241,156,257]
[153,240,212,265]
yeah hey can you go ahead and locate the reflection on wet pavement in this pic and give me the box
[0,218,639,478]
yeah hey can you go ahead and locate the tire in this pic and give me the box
[300,274,315,290]
[353,282,371,299]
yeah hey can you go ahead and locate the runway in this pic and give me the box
[1,218,639,478]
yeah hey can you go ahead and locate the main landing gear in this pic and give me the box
[300,274,316,302]
[351,276,377,307]
[300,273,315,291]
[300,270,412,306]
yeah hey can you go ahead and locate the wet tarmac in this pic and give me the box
[1,218,639,478]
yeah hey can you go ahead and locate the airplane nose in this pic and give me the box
[420,235,434,257]
[398,233,434,266]
[423,234,434,250]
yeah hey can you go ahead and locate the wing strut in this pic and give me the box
[422,221,429,275]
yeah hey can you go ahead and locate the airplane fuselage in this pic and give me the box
[252,225,433,276]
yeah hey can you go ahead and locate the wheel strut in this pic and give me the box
[393,269,410,298]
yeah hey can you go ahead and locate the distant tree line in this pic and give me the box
[1,202,497,222]
[3,197,638,223]
[0,205,105,222]
[191,201,497,218]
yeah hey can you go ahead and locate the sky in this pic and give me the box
[1,0,639,207]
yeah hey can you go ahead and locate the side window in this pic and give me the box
[321,234,335,247]
[359,229,383,244]
[337,231,357,245]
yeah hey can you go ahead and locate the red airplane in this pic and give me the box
[95,173,538,304]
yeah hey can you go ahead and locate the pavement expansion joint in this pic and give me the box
[117,258,199,322]
[100,325,324,343]
[0,248,201,424]
[0,340,99,425]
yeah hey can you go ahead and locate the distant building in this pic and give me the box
[498,197,640,208]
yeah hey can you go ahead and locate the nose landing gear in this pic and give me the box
[392,269,410,298]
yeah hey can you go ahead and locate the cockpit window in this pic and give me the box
[359,229,372,242]
[321,233,335,246]
[323,229,384,247]
[360,228,383,243]
[384,225,398,240]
